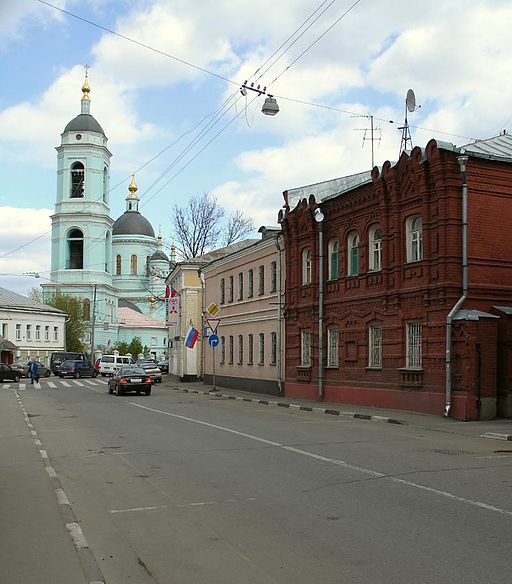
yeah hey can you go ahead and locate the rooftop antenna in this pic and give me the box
[398,89,420,156]
[354,115,382,168]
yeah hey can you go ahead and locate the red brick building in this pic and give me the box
[279,135,512,421]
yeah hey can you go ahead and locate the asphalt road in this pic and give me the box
[5,377,512,583]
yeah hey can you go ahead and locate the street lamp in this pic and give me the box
[240,81,280,116]
[314,207,325,399]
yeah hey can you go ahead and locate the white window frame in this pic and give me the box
[368,226,382,272]
[406,215,423,263]
[26,324,31,341]
[16,324,21,341]
[53,326,58,342]
[44,326,49,341]
[327,328,339,367]
[302,249,312,285]
[368,324,382,368]
[406,322,422,369]
[347,232,360,276]
[301,330,312,367]
[328,240,339,280]
[35,325,41,341]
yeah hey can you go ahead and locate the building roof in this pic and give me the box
[459,133,512,160]
[118,299,143,313]
[0,336,18,351]
[117,307,166,329]
[150,250,169,262]
[492,305,512,315]
[0,287,66,314]
[112,210,155,238]
[452,309,499,321]
[63,113,106,136]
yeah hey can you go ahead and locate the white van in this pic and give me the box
[99,354,135,376]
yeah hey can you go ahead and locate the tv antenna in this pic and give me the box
[398,89,420,155]
[354,115,382,168]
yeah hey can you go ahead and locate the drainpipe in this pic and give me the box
[445,155,469,416]
[314,208,325,399]
[275,236,284,394]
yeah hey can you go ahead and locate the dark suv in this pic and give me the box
[58,360,97,379]
[50,352,88,375]
[0,363,21,382]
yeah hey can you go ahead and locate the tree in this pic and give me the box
[43,291,87,353]
[128,337,144,359]
[172,192,254,259]
[113,341,130,355]
[28,287,44,303]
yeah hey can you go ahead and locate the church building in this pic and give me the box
[42,73,171,360]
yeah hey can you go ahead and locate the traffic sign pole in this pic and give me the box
[212,344,216,391]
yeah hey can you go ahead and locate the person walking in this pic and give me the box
[28,358,39,386]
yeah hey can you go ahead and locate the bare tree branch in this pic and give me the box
[222,209,255,246]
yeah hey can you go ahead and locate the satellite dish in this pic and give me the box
[406,89,416,113]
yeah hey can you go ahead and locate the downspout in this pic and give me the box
[445,155,469,416]
[199,270,205,380]
[318,219,324,399]
[275,236,284,394]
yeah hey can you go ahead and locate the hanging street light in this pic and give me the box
[240,81,280,116]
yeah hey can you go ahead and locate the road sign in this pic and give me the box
[208,334,219,348]
[206,301,221,317]
[205,318,221,334]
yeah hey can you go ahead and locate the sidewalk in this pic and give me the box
[0,389,90,584]
[161,375,512,441]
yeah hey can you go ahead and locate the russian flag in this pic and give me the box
[165,284,177,299]
[185,325,199,349]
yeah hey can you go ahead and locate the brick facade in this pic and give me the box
[279,138,512,420]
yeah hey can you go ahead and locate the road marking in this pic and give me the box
[39,449,48,459]
[109,505,168,514]
[65,522,89,549]
[34,439,42,446]
[61,381,71,387]
[129,401,512,518]
[48,382,57,388]
[46,466,57,478]
[56,488,71,505]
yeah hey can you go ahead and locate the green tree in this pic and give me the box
[43,291,87,353]
[128,337,144,359]
[113,341,130,355]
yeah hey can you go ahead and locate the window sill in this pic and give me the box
[399,367,423,372]
[326,365,338,369]
[296,365,311,370]
[366,366,382,371]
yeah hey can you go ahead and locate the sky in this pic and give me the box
[1,0,511,296]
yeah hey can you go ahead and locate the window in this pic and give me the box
[70,161,85,198]
[228,335,234,364]
[83,298,90,320]
[103,167,108,203]
[301,330,312,367]
[105,232,111,273]
[130,254,137,275]
[238,335,244,364]
[67,228,84,269]
[328,240,339,280]
[302,249,312,285]
[116,254,122,275]
[2,323,7,338]
[258,265,265,296]
[35,325,41,341]
[228,276,234,302]
[248,334,254,365]
[270,261,277,293]
[248,269,254,298]
[54,326,58,342]
[16,324,21,341]
[259,333,265,364]
[347,232,360,276]
[146,256,151,276]
[26,325,32,341]
[369,226,382,272]
[45,326,49,341]
[220,336,225,363]
[220,278,225,304]
[327,329,339,367]
[368,324,382,368]
[270,332,277,365]
[406,323,422,368]
[238,273,244,301]
[406,215,423,263]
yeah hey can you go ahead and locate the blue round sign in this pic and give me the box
[208,334,219,348]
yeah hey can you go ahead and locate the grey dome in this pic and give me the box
[150,250,169,261]
[63,114,105,136]
[112,211,155,238]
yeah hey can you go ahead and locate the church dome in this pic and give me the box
[112,211,155,238]
[150,249,169,261]
[63,113,106,136]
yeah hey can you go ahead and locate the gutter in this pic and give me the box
[275,236,284,394]
[445,155,469,416]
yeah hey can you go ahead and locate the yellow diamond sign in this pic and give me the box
[206,301,221,317]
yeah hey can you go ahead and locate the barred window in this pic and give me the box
[220,278,225,304]
[259,333,265,364]
[327,329,339,367]
[238,335,244,365]
[301,330,312,367]
[270,332,277,365]
[228,335,234,364]
[270,261,277,293]
[368,324,382,368]
[248,269,254,298]
[248,334,254,365]
[406,323,422,368]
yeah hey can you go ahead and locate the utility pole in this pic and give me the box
[90,284,97,361]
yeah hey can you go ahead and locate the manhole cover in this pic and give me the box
[434,449,473,456]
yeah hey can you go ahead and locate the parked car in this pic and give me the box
[58,360,97,379]
[12,359,51,378]
[0,363,21,383]
[99,354,135,376]
[157,360,169,374]
[50,352,88,375]
[137,361,162,383]
[108,367,152,396]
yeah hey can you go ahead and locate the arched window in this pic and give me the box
[347,232,360,276]
[146,256,151,276]
[368,226,382,272]
[70,162,85,198]
[328,239,339,280]
[103,167,108,203]
[406,215,423,263]
[302,248,312,285]
[83,298,90,321]
[130,254,138,275]
[116,255,122,275]
[105,231,111,273]
[67,228,84,269]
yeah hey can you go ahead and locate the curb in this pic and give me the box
[480,432,512,442]
[169,386,403,425]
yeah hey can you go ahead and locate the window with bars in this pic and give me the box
[248,269,254,298]
[238,273,244,301]
[406,323,422,368]
[327,329,339,367]
[228,276,234,303]
[258,265,265,296]
[259,333,265,364]
[301,330,312,367]
[248,334,254,365]
[238,335,244,364]
[270,261,277,293]
[270,332,277,365]
[220,279,225,304]
[228,335,234,363]
[302,249,312,285]
[368,324,382,368]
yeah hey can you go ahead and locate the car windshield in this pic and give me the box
[119,367,146,376]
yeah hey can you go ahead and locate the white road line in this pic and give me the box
[65,522,89,549]
[55,488,71,506]
[48,382,57,388]
[129,401,512,518]
[61,381,71,387]
[39,449,48,459]
[109,505,168,514]
[46,467,57,478]
[70,380,82,386]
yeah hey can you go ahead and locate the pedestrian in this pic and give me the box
[28,357,39,386]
